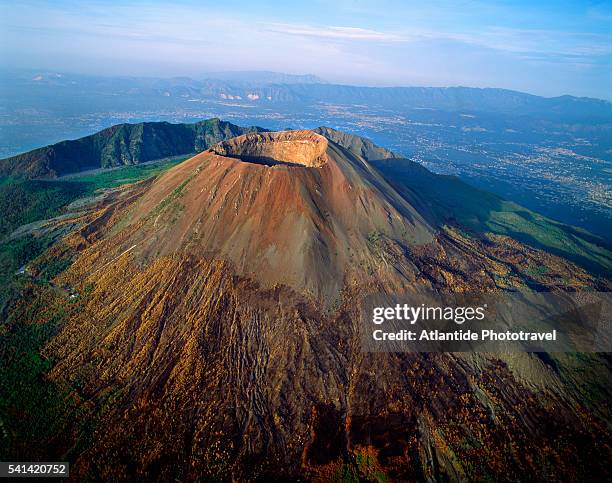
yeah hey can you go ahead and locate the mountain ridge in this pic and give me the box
[10,69,610,103]
[5,70,610,122]
[0,118,266,178]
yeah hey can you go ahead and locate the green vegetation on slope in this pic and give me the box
[0,271,116,462]
[62,155,187,191]
[0,118,264,178]
[0,156,186,459]
[373,159,611,276]
[0,156,186,313]
[0,177,88,238]
[0,177,87,314]
[0,284,75,460]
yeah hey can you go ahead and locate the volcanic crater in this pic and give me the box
[209,130,328,167]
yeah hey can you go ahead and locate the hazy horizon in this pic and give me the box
[4,66,612,103]
[1,1,611,100]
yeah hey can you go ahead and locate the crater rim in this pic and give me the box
[209,130,329,168]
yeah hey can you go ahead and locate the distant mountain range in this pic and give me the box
[0,118,264,178]
[4,70,610,122]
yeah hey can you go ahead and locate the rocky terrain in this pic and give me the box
[1,128,610,481]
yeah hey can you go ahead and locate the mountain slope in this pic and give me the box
[0,118,265,178]
[2,128,609,480]
[373,158,612,275]
[313,126,399,162]
[85,130,433,300]
[315,127,612,276]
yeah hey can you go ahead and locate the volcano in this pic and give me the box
[8,128,610,480]
[97,130,433,300]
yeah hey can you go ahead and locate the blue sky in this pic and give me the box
[1,0,610,98]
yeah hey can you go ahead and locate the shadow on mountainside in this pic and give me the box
[372,158,611,277]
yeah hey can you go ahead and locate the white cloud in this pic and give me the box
[267,23,405,42]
